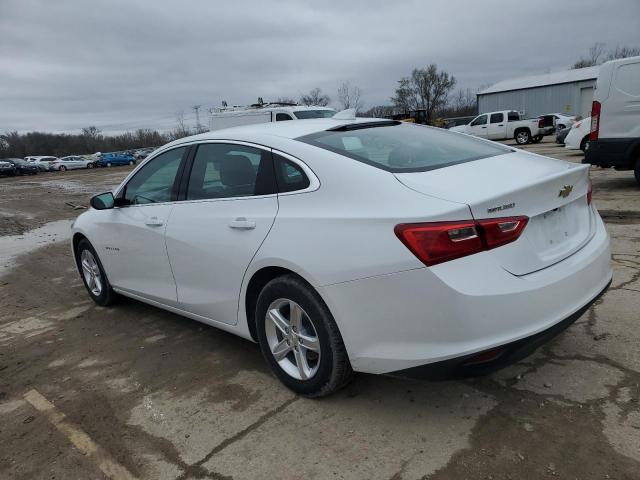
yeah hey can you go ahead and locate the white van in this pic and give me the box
[209,103,337,131]
[585,55,640,185]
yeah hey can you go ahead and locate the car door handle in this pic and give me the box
[498,124,504,126]
[229,217,256,230]
[145,216,164,227]
[481,126,487,128]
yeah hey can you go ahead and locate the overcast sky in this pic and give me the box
[1,0,639,133]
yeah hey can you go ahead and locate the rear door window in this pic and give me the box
[490,113,504,123]
[186,143,276,199]
[276,113,293,121]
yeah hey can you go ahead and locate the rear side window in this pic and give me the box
[186,144,276,200]
[615,62,640,96]
[490,113,504,123]
[297,123,511,173]
[276,113,293,121]
[274,154,310,192]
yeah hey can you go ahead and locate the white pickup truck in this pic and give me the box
[449,110,545,145]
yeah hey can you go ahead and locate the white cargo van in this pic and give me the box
[585,55,640,185]
[209,103,337,131]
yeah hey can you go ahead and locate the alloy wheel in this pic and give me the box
[264,298,321,380]
[80,249,103,296]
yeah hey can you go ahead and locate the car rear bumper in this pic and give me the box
[321,211,612,374]
[585,138,638,169]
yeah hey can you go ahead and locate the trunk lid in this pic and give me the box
[395,150,595,275]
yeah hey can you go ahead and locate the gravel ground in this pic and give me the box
[1,139,639,479]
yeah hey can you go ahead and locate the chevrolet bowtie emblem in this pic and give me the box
[558,185,573,198]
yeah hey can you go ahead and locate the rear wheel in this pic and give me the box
[128,160,135,166]
[75,239,116,306]
[531,135,543,143]
[60,165,67,171]
[106,162,112,167]
[255,275,353,397]
[580,136,590,152]
[87,163,94,169]
[515,129,531,145]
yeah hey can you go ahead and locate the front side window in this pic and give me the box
[121,147,185,205]
[470,115,487,126]
[298,122,511,173]
[490,113,504,123]
[293,110,337,119]
[186,143,276,200]
[276,113,293,121]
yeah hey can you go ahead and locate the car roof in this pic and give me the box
[161,117,392,150]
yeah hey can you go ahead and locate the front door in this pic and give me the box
[92,146,187,305]
[469,114,489,138]
[165,142,279,324]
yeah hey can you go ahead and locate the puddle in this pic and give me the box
[0,219,73,277]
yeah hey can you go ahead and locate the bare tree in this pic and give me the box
[606,44,640,61]
[392,64,456,123]
[337,81,363,112]
[81,126,103,152]
[171,110,190,139]
[572,42,606,68]
[299,88,330,106]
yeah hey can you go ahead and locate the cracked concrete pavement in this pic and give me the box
[1,138,639,479]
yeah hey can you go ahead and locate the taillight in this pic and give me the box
[538,118,544,128]
[395,216,529,266]
[587,179,593,205]
[590,101,601,141]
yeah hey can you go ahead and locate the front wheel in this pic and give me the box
[60,165,67,171]
[128,160,135,166]
[515,130,531,145]
[87,163,94,169]
[255,275,353,397]
[106,162,112,167]
[75,239,116,306]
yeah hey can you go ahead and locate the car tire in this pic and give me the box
[557,124,566,130]
[87,163,93,169]
[60,165,67,171]
[531,135,543,143]
[255,274,353,397]
[580,136,590,152]
[634,152,640,187]
[129,160,135,166]
[515,129,531,145]
[75,238,116,306]
[106,162,112,167]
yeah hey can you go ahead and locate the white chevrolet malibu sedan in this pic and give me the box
[71,114,612,396]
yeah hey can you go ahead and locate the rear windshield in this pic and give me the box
[297,123,512,172]
[293,110,337,119]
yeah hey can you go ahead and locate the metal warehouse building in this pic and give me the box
[477,66,599,119]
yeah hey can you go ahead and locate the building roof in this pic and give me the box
[478,66,599,95]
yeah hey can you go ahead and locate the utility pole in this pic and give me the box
[193,105,202,132]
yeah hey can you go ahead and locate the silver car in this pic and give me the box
[51,156,96,171]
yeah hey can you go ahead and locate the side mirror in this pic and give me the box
[90,192,115,210]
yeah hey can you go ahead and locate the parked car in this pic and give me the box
[25,156,59,171]
[556,126,571,145]
[449,110,545,145]
[551,113,576,131]
[72,115,612,396]
[134,148,154,160]
[51,156,96,171]
[584,55,640,185]
[565,117,592,151]
[0,159,17,176]
[98,152,136,167]
[5,158,38,175]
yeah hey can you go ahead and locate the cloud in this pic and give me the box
[1,0,638,132]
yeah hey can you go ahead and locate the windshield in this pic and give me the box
[293,110,337,119]
[297,123,512,172]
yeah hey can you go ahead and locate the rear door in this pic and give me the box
[487,112,506,139]
[469,114,489,138]
[164,142,279,324]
